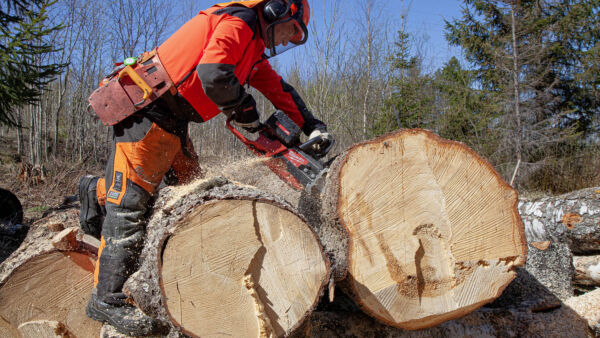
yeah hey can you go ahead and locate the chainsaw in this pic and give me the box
[226,110,334,191]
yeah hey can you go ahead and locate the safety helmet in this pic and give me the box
[262,0,310,58]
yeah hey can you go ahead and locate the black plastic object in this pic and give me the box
[264,110,301,147]
[0,188,26,263]
[0,188,22,227]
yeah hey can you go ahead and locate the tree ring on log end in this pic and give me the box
[336,129,527,330]
[160,198,329,337]
[0,251,101,337]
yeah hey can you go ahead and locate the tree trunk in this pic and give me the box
[16,107,23,157]
[320,129,527,330]
[509,1,523,187]
[0,212,102,338]
[124,178,329,337]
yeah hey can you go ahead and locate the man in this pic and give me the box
[79,0,332,336]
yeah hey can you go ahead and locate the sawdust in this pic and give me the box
[162,177,231,211]
[203,156,302,206]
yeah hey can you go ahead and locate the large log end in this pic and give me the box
[325,129,527,329]
[160,198,329,337]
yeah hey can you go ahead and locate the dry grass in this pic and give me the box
[0,159,103,222]
[0,134,104,222]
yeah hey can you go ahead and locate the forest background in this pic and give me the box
[1,0,598,217]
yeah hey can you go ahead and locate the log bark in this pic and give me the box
[0,210,102,338]
[320,129,527,330]
[574,255,600,287]
[125,178,329,337]
[519,187,600,255]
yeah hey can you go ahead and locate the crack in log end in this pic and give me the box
[415,240,425,303]
[243,275,275,338]
[241,201,283,337]
[355,193,459,300]
[375,230,457,300]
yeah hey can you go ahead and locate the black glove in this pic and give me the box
[232,95,261,133]
[307,126,334,156]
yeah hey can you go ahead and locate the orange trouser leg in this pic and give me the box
[93,116,183,304]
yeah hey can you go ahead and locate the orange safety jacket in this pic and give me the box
[157,1,323,134]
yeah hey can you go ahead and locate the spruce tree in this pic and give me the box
[0,0,65,126]
[376,30,435,136]
[433,57,499,157]
[445,0,599,186]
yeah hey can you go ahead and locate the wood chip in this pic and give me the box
[531,241,551,251]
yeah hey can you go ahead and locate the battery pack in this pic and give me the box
[265,110,301,147]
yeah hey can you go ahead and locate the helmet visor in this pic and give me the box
[264,17,308,58]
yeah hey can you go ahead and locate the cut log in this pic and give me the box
[124,178,329,337]
[0,249,101,337]
[1,316,20,338]
[519,187,600,254]
[322,129,527,330]
[574,255,600,287]
[0,208,102,338]
[565,287,600,335]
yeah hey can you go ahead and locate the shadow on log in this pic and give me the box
[294,269,592,337]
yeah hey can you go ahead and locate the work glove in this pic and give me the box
[307,127,334,156]
[232,95,262,133]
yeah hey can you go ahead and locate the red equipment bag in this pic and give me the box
[88,50,175,126]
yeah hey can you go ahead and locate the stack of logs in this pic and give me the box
[0,129,534,337]
[519,187,600,335]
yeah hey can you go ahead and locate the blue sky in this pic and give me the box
[296,0,465,72]
[395,0,465,68]
[176,0,466,72]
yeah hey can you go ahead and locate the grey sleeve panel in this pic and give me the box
[197,63,247,112]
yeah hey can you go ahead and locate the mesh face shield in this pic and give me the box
[263,0,308,58]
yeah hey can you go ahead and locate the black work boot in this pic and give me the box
[78,175,104,239]
[86,292,160,336]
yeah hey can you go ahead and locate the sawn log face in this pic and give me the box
[125,178,329,337]
[323,129,527,330]
[0,208,102,337]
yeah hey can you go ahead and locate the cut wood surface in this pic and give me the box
[0,208,102,338]
[0,250,101,337]
[1,316,21,338]
[120,178,329,337]
[323,129,527,330]
[161,199,328,337]
[18,320,72,338]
